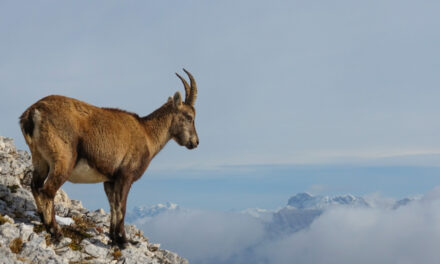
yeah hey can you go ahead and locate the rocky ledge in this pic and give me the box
[0,136,188,264]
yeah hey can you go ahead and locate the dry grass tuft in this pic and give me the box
[9,237,23,254]
[0,214,13,225]
[33,224,45,233]
[67,241,83,251]
[16,257,27,262]
[95,226,103,234]
[45,234,52,246]
[112,248,122,260]
[61,216,96,251]
[72,216,96,230]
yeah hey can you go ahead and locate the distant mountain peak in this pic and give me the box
[127,202,180,222]
[287,193,313,208]
[287,193,369,209]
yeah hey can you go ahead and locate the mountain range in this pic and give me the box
[127,192,416,236]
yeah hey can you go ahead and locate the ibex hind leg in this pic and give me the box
[30,150,49,220]
[38,138,76,241]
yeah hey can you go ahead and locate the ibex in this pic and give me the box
[19,69,199,248]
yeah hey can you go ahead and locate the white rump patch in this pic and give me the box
[31,109,42,142]
[69,159,109,183]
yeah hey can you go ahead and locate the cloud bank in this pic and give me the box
[256,191,440,264]
[136,209,265,263]
[135,188,440,264]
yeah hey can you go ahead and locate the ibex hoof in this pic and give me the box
[47,225,63,242]
[129,240,140,246]
[119,242,130,249]
[50,231,63,244]
[109,239,130,250]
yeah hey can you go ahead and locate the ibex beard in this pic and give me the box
[19,69,199,248]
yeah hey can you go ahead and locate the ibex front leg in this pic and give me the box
[104,181,117,244]
[105,178,133,249]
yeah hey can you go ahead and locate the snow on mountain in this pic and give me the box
[128,192,416,240]
[241,208,274,222]
[287,192,370,210]
[267,193,370,235]
[127,202,180,223]
[392,197,418,209]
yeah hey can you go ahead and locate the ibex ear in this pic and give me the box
[173,91,182,108]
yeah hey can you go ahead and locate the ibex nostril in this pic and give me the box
[197,139,199,145]
[187,142,194,149]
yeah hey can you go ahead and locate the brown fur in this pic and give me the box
[19,71,199,247]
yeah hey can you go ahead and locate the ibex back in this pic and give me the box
[19,69,199,248]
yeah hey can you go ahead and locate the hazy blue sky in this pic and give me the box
[1,1,440,210]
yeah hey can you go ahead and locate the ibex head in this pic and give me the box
[170,69,199,149]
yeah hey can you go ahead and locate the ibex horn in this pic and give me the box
[175,72,191,102]
[183,68,197,106]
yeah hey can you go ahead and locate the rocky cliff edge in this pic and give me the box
[0,136,188,264]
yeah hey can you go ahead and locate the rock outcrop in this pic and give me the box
[0,136,188,264]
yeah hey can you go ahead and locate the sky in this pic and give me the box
[2,1,440,263]
[1,1,440,211]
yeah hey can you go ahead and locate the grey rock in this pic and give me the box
[9,189,34,212]
[0,176,20,189]
[0,200,7,213]
[25,233,47,249]
[0,246,25,264]
[70,199,83,209]
[0,136,188,264]
[95,208,106,214]
[20,235,50,261]
[87,208,110,225]
[119,247,157,264]
[81,239,108,258]
[55,237,72,249]
[125,224,148,243]
[20,233,67,264]
[0,185,10,199]
[0,223,19,245]
[161,250,189,264]
[55,248,84,262]
[54,189,72,209]
[148,243,160,252]
[18,223,33,241]
[68,209,82,218]
[54,205,69,217]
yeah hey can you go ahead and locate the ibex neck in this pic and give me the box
[141,103,174,158]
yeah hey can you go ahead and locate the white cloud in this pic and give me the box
[135,188,440,264]
[136,209,265,263]
[256,188,440,264]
